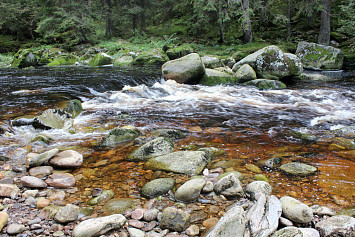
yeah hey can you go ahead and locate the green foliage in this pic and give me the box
[0,35,20,53]
[336,1,355,37]
[0,53,12,68]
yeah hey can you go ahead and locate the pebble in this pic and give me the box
[22,190,39,198]
[45,173,76,188]
[36,197,50,209]
[6,223,25,234]
[131,208,146,220]
[127,227,145,237]
[29,166,53,178]
[186,225,200,236]
[28,218,41,225]
[144,208,159,221]
[128,219,145,229]
[142,221,157,232]
[202,217,219,229]
[279,216,293,226]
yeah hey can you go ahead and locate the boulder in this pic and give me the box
[103,127,139,146]
[159,207,191,232]
[201,55,224,69]
[214,173,244,198]
[27,148,59,168]
[295,41,344,70]
[234,64,257,82]
[45,173,76,188]
[88,52,114,66]
[11,49,39,68]
[128,137,174,161]
[88,190,115,205]
[243,79,286,90]
[20,176,47,188]
[315,215,355,237]
[46,54,78,66]
[72,214,126,237]
[141,178,175,198]
[200,68,238,86]
[134,49,168,65]
[33,109,73,130]
[49,150,83,168]
[144,151,211,175]
[279,162,317,176]
[54,204,80,223]
[166,44,194,60]
[113,55,134,67]
[174,178,206,202]
[245,181,272,200]
[162,53,205,84]
[280,196,313,224]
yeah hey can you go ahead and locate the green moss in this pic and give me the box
[47,54,78,66]
[88,52,113,66]
[133,49,168,65]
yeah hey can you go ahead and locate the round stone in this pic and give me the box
[20,176,47,188]
[46,173,76,188]
[50,150,83,168]
[142,178,175,198]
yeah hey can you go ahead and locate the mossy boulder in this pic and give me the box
[33,109,74,130]
[166,44,194,60]
[88,52,114,66]
[60,99,83,118]
[113,55,134,67]
[103,127,139,146]
[162,53,205,84]
[47,54,78,67]
[11,49,39,68]
[243,79,286,90]
[128,137,174,161]
[200,68,237,86]
[39,48,66,66]
[133,49,168,65]
[295,41,344,70]
[234,64,257,82]
[201,55,224,69]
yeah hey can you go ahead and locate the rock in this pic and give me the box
[128,219,145,228]
[103,198,137,214]
[0,184,20,198]
[128,137,174,161]
[279,162,317,176]
[20,176,47,188]
[47,53,78,66]
[88,52,114,66]
[271,227,303,237]
[33,109,73,130]
[332,126,355,138]
[244,194,282,237]
[198,147,226,158]
[205,206,245,237]
[151,129,186,140]
[7,223,26,235]
[50,150,83,168]
[88,190,114,205]
[214,173,244,198]
[131,208,145,220]
[200,68,238,86]
[330,137,355,150]
[315,215,355,237]
[134,49,168,65]
[29,166,53,178]
[113,55,134,67]
[36,197,51,209]
[11,49,39,68]
[49,190,66,201]
[337,208,355,217]
[159,207,191,232]
[234,64,257,82]
[162,53,205,84]
[203,217,220,229]
[72,214,126,237]
[31,134,54,144]
[0,212,8,231]
[217,171,243,180]
[103,128,139,146]
[245,181,272,200]
[61,99,83,118]
[295,41,344,70]
[280,196,313,224]
[299,73,333,81]
[254,174,269,182]
[22,190,39,198]
[45,173,76,188]
[245,164,262,173]
[166,45,194,60]
[243,79,286,90]
[54,204,79,223]
[174,178,206,202]
[256,157,283,169]
[311,204,336,216]
[201,55,224,69]
[144,208,159,221]
[142,178,175,198]
[299,228,320,237]
[127,227,145,237]
[186,225,200,236]
[145,151,211,175]
[202,181,214,193]
[279,217,293,226]
[27,148,59,167]
[39,205,61,219]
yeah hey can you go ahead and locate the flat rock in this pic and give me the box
[45,173,76,188]
[279,162,317,176]
[315,215,355,237]
[72,214,126,237]
[280,196,313,224]
[20,176,47,188]
[50,150,83,168]
[142,178,175,198]
[103,198,137,214]
[175,178,206,202]
[29,166,53,178]
[145,151,211,175]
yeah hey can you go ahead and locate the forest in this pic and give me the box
[0,0,354,54]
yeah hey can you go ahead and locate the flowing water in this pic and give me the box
[0,66,354,211]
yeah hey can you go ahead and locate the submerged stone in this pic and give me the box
[141,178,175,198]
[280,162,317,176]
[88,190,114,205]
[103,128,139,146]
[151,129,186,140]
[103,198,137,214]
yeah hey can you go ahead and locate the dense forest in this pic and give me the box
[0,0,354,52]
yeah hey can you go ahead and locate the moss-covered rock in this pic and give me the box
[234,64,257,82]
[88,190,114,205]
[295,41,344,70]
[33,109,74,130]
[243,79,286,90]
[128,137,174,161]
[39,48,66,66]
[88,52,114,66]
[103,127,139,146]
[201,55,224,69]
[200,68,237,86]
[141,178,175,198]
[166,44,194,60]
[280,162,317,176]
[11,49,39,68]
[47,54,78,67]
[162,53,205,84]
[133,49,168,65]
[113,55,134,67]
[60,99,83,118]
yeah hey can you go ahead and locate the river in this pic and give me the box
[0,66,354,211]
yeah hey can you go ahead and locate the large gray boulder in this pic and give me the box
[128,137,174,161]
[315,215,355,237]
[162,53,205,84]
[201,55,224,69]
[144,151,211,175]
[280,196,313,224]
[72,214,126,237]
[235,64,257,82]
[174,178,206,202]
[295,41,344,70]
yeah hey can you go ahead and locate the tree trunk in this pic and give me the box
[140,0,146,32]
[104,0,112,37]
[242,0,253,43]
[287,0,291,40]
[218,21,225,44]
[318,0,330,45]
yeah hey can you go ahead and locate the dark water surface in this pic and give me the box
[0,66,354,211]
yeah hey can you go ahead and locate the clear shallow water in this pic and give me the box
[0,67,354,209]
